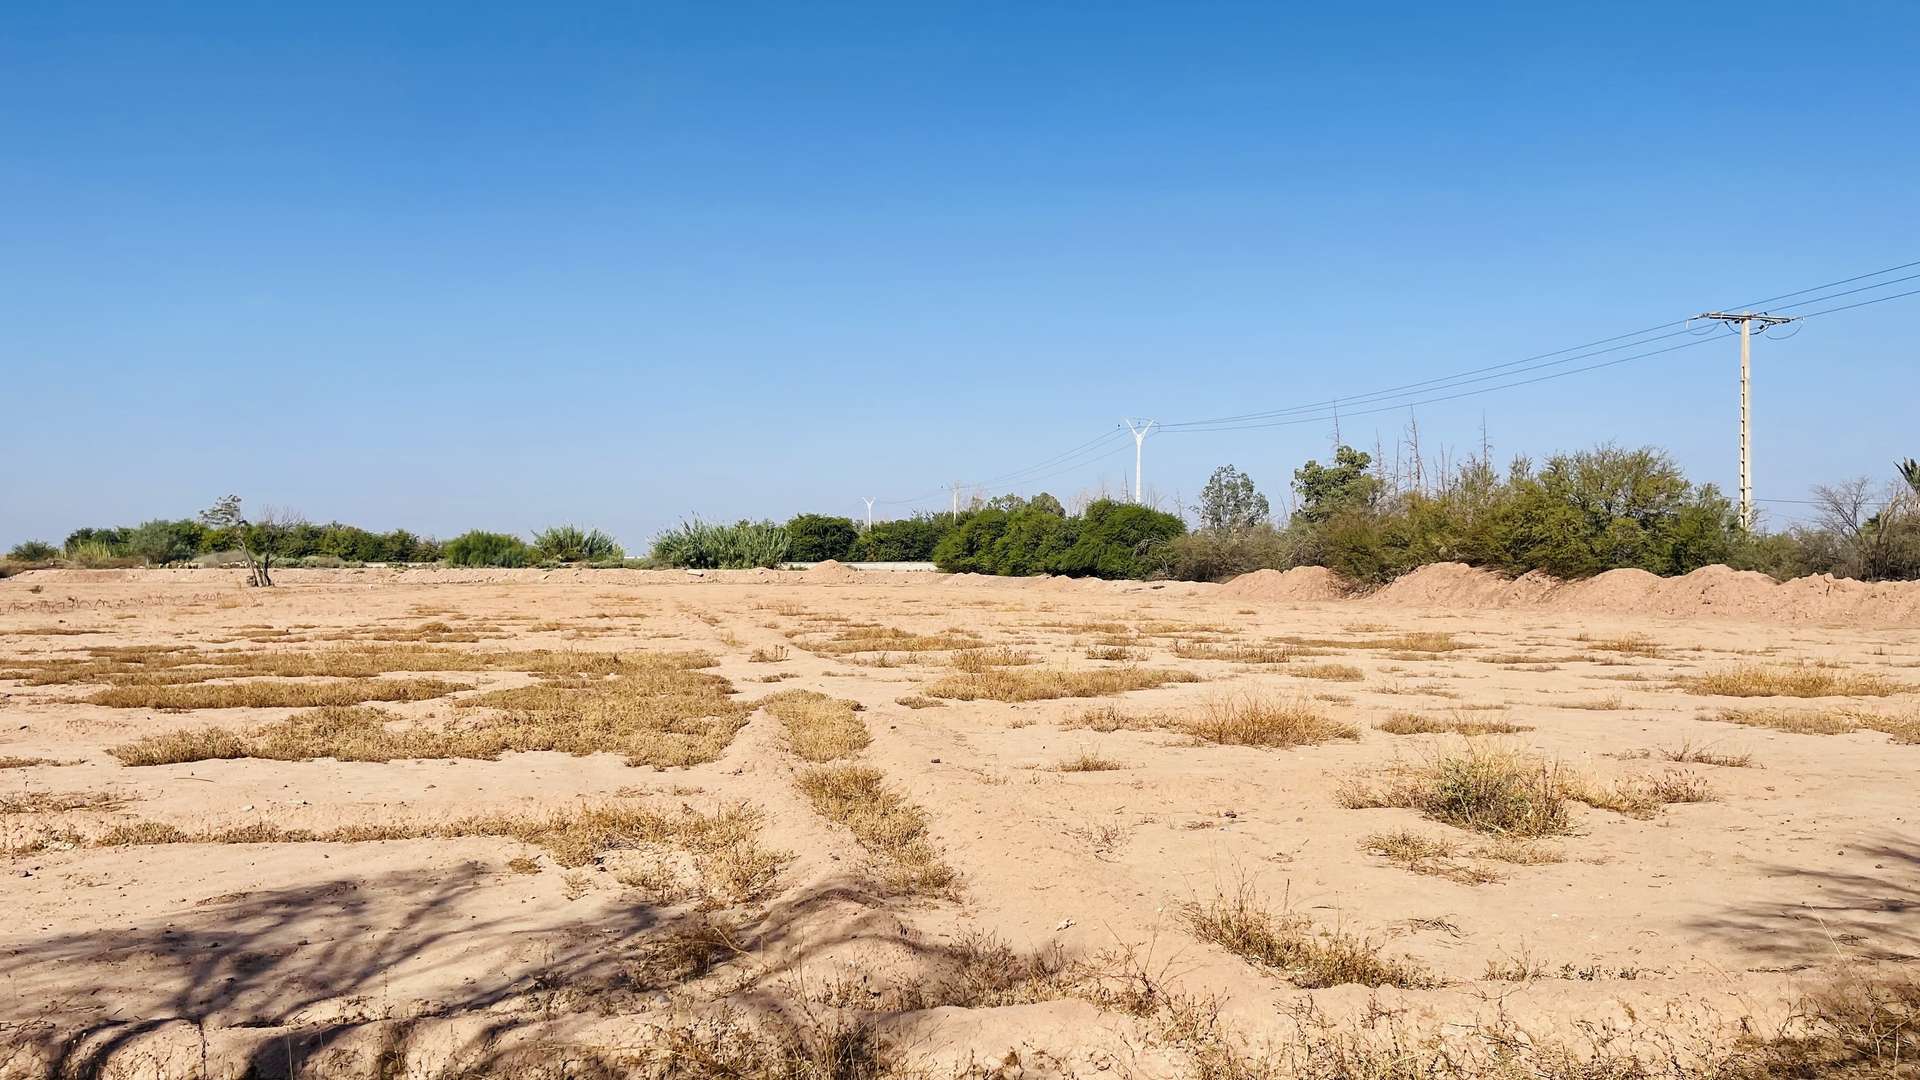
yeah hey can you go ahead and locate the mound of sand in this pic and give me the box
[1354,561,1920,626]
[805,559,860,582]
[1220,566,1348,602]
[1362,562,1527,609]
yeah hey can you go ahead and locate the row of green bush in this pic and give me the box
[1157,446,1920,585]
[7,523,623,569]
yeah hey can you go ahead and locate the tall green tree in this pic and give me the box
[1292,446,1381,524]
[1196,465,1270,532]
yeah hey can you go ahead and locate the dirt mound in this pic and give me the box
[804,559,859,582]
[1362,563,1528,609]
[1221,566,1348,602]
[1357,562,1920,626]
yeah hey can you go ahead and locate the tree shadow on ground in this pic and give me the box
[0,862,944,1078]
[1684,832,1920,966]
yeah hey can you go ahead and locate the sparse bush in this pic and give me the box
[533,524,623,563]
[7,540,58,562]
[651,519,790,569]
[443,529,533,567]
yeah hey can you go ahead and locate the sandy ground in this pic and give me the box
[1,566,1916,1078]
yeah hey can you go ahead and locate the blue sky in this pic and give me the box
[4,2,1917,548]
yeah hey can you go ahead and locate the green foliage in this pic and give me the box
[848,515,950,562]
[7,540,58,562]
[125,519,207,565]
[64,527,128,554]
[1170,443,1764,585]
[651,519,790,569]
[1292,446,1382,524]
[935,499,1184,579]
[785,514,859,562]
[1196,465,1270,532]
[443,530,533,568]
[532,525,623,563]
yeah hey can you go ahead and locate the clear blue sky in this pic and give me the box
[5,2,1917,548]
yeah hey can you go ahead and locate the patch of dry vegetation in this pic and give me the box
[1278,632,1468,653]
[1,644,719,688]
[1184,695,1359,748]
[85,677,467,710]
[1171,641,1306,664]
[113,657,754,768]
[1340,745,1574,837]
[0,790,127,814]
[1376,711,1532,736]
[1061,705,1165,732]
[948,645,1037,672]
[0,756,64,769]
[1361,829,1501,885]
[1289,662,1365,683]
[802,626,982,656]
[1342,745,1714,834]
[1709,706,1919,743]
[1055,750,1126,772]
[793,764,956,897]
[893,694,943,709]
[1182,883,1437,989]
[925,666,1198,702]
[760,690,870,762]
[98,801,789,903]
[1681,664,1904,698]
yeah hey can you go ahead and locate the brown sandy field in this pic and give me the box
[1,565,1917,1078]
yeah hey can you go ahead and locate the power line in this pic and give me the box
[1160,259,1920,432]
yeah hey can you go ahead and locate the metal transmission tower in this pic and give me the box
[1123,418,1157,506]
[1695,311,1798,530]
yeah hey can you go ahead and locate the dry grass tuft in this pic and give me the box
[1181,883,1437,989]
[1340,745,1573,838]
[1184,695,1359,748]
[0,756,64,769]
[926,666,1198,702]
[794,764,956,897]
[1289,663,1365,683]
[1084,644,1143,661]
[1055,750,1126,772]
[1362,829,1501,885]
[949,645,1038,672]
[1376,711,1532,736]
[747,645,789,663]
[760,690,870,762]
[1682,664,1904,698]
[893,694,944,709]
[1061,705,1164,732]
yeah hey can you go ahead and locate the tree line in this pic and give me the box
[10,446,1917,584]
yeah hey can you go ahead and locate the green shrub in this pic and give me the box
[63,527,128,554]
[66,541,134,568]
[125,519,206,566]
[1050,500,1185,579]
[532,525,623,563]
[7,540,57,562]
[651,519,790,569]
[785,514,859,562]
[931,500,1181,580]
[848,516,951,562]
[442,530,533,567]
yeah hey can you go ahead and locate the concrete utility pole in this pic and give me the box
[861,497,875,531]
[1123,418,1157,506]
[951,482,961,516]
[1696,311,1797,530]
